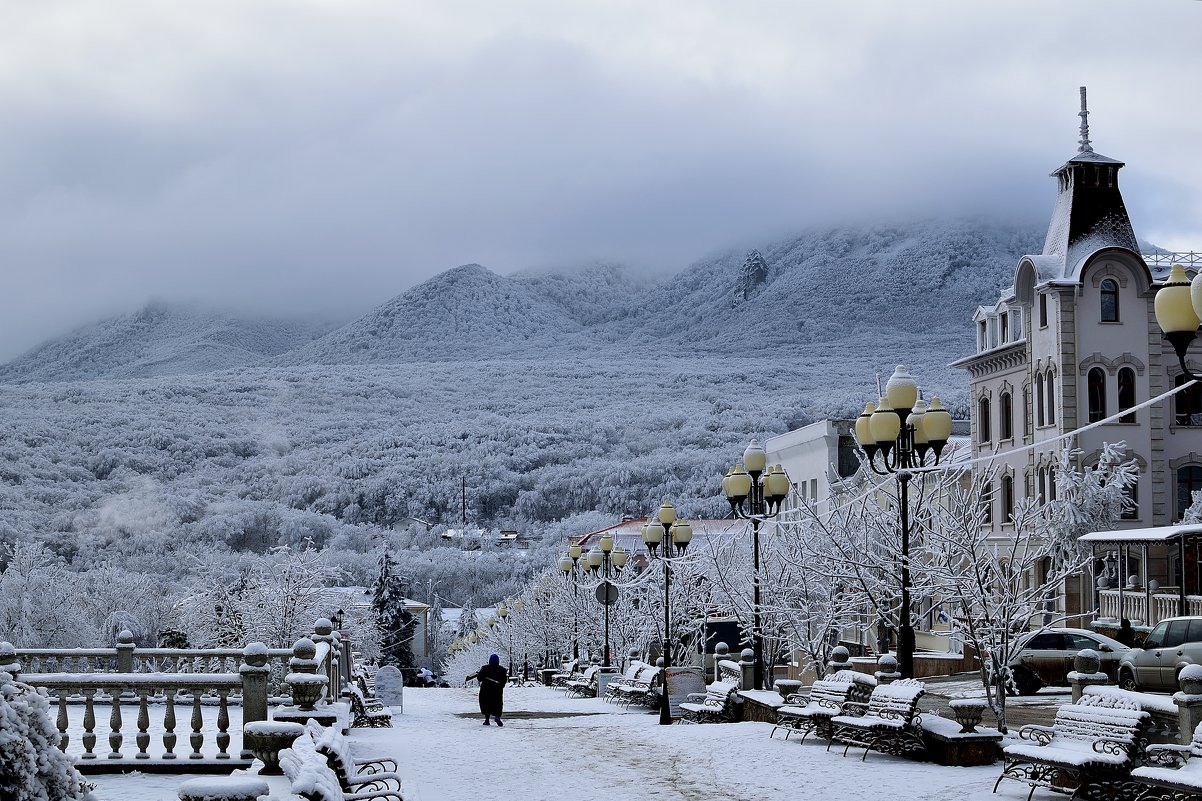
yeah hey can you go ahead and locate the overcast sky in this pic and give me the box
[1,1,1199,361]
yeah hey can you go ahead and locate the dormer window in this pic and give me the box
[978,320,987,351]
[1100,278,1119,322]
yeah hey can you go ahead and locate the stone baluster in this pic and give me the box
[81,689,97,759]
[162,691,178,760]
[312,619,338,701]
[107,692,123,759]
[0,641,19,678]
[216,689,231,759]
[189,688,204,759]
[239,642,270,761]
[116,630,136,674]
[56,694,69,751]
[136,689,151,759]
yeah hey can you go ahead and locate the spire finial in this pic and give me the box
[1078,86,1093,153]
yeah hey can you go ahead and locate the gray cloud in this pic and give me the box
[1,1,1199,361]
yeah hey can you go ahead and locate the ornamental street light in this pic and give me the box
[1154,263,1202,382]
[558,544,584,661]
[583,533,627,669]
[722,440,791,691]
[497,601,512,674]
[642,499,692,725]
[852,364,953,680]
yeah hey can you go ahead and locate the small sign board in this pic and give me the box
[664,667,706,719]
[374,666,404,712]
[594,581,619,605]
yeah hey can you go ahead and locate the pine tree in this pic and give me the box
[0,672,94,800]
[372,553,417,671]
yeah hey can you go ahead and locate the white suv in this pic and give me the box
[1117,616,1202,692]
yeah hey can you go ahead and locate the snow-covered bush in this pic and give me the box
[0,672,94,801]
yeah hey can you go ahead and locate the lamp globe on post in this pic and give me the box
[1155,264,1202,379]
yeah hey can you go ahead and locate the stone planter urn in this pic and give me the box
[243,721,304,776]
[949,699,987,733]
[286,673,329,711]
[774,679,803,700]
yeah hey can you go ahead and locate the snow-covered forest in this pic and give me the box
[0,218,1051,648]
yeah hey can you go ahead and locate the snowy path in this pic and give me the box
[354,686,1027,801]
[93,685,1039,800]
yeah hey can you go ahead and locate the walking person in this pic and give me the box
[1116,618,1138,647]
[467,653,508,726]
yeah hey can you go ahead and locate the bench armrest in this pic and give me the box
[685,692,706,703]
[784,692,810,705]
[838,700,868,716]
[355,757,400,773]
[1092,738,1135,760]
[1018,725,1054,746]
[1145,744,1191,768]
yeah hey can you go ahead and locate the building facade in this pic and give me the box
[951,90,1202,611]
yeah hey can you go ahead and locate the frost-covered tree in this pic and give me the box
[0,673,94,801]
[373,553,416,671]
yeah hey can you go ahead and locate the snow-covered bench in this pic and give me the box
[829,678,926,760]
[565,665,602,698]
[603,662,649,703]
[614,667,662,709]
[1130,721,1202,801]
[679,680,740,724]
[305,721,403,795]
[347,685,392,728]
[993,694,1149,799]
[551,659,580,688]
[771,670,877,743]
[281,734,403,801]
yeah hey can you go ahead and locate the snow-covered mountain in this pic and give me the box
[0,303,333,383]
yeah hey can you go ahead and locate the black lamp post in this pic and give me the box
[722,440,791,691]
[642,500,692,726]
[497,601,513,674]
[852,365,953,680]
[583,533,628,669]
[558,544,583,661]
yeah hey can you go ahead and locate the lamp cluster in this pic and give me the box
[721,439,790,517]
[641,500,692,556]
[1154,264,1202,382]
[853,365,953,471]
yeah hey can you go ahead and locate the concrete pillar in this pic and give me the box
[311,618,339,701]
[1175,665,1202,745]
[827,646,852,677]
[714,642,730,683]
[739,648,755,691]
[239,642,271,759]
[1068,650,1106,703]
[875,654,901,685]
[116,629,136,673]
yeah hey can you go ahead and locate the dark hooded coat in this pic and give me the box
[468,655,508,717]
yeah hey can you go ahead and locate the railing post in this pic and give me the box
[1069,650,1107,703]
[311,618,339,701]
[712,642,729,684]
[826,645,852,678]
[239,642,271,760]
[116,630,136,674]
[738,647,755,692]
[875,654,901,685]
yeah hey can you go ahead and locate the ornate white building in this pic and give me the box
[951,89,1202,619]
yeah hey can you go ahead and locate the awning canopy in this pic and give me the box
[1079,523,1202,545]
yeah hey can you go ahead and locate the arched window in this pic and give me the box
[1088,367,1107,423]
[1100,278,1119,322]
[1000,392,1013,440]
[1001,475,1014,523]
[1023,385,1032,436]
[1049,465,1057,501]
[1122,480,1139,521]
[978,397,992,444]
[982,482,993,525]
[1178,466,1202,520]
[1176,374,1202,426]
[1046,370,1056,425]
[1036,373,1045,427]
[1037,467,1047,502]
[1118,368,1136,423]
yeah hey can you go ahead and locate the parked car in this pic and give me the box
[1117,616,1202,692]
[1007,628,1130,695]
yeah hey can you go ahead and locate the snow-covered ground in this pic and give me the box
[92,684,1052,801]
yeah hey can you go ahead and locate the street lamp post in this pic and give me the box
[558,543,583,661]
[584,534,628,669]
[722,440,791,690]
[851,365,953,680]
[1155,263,1202,382]
[642,500,692,726]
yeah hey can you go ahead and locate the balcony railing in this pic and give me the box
[1098,589,1202,627]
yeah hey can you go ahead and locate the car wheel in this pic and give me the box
[1012,668,1041,696]
[1118,669,1138,692]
